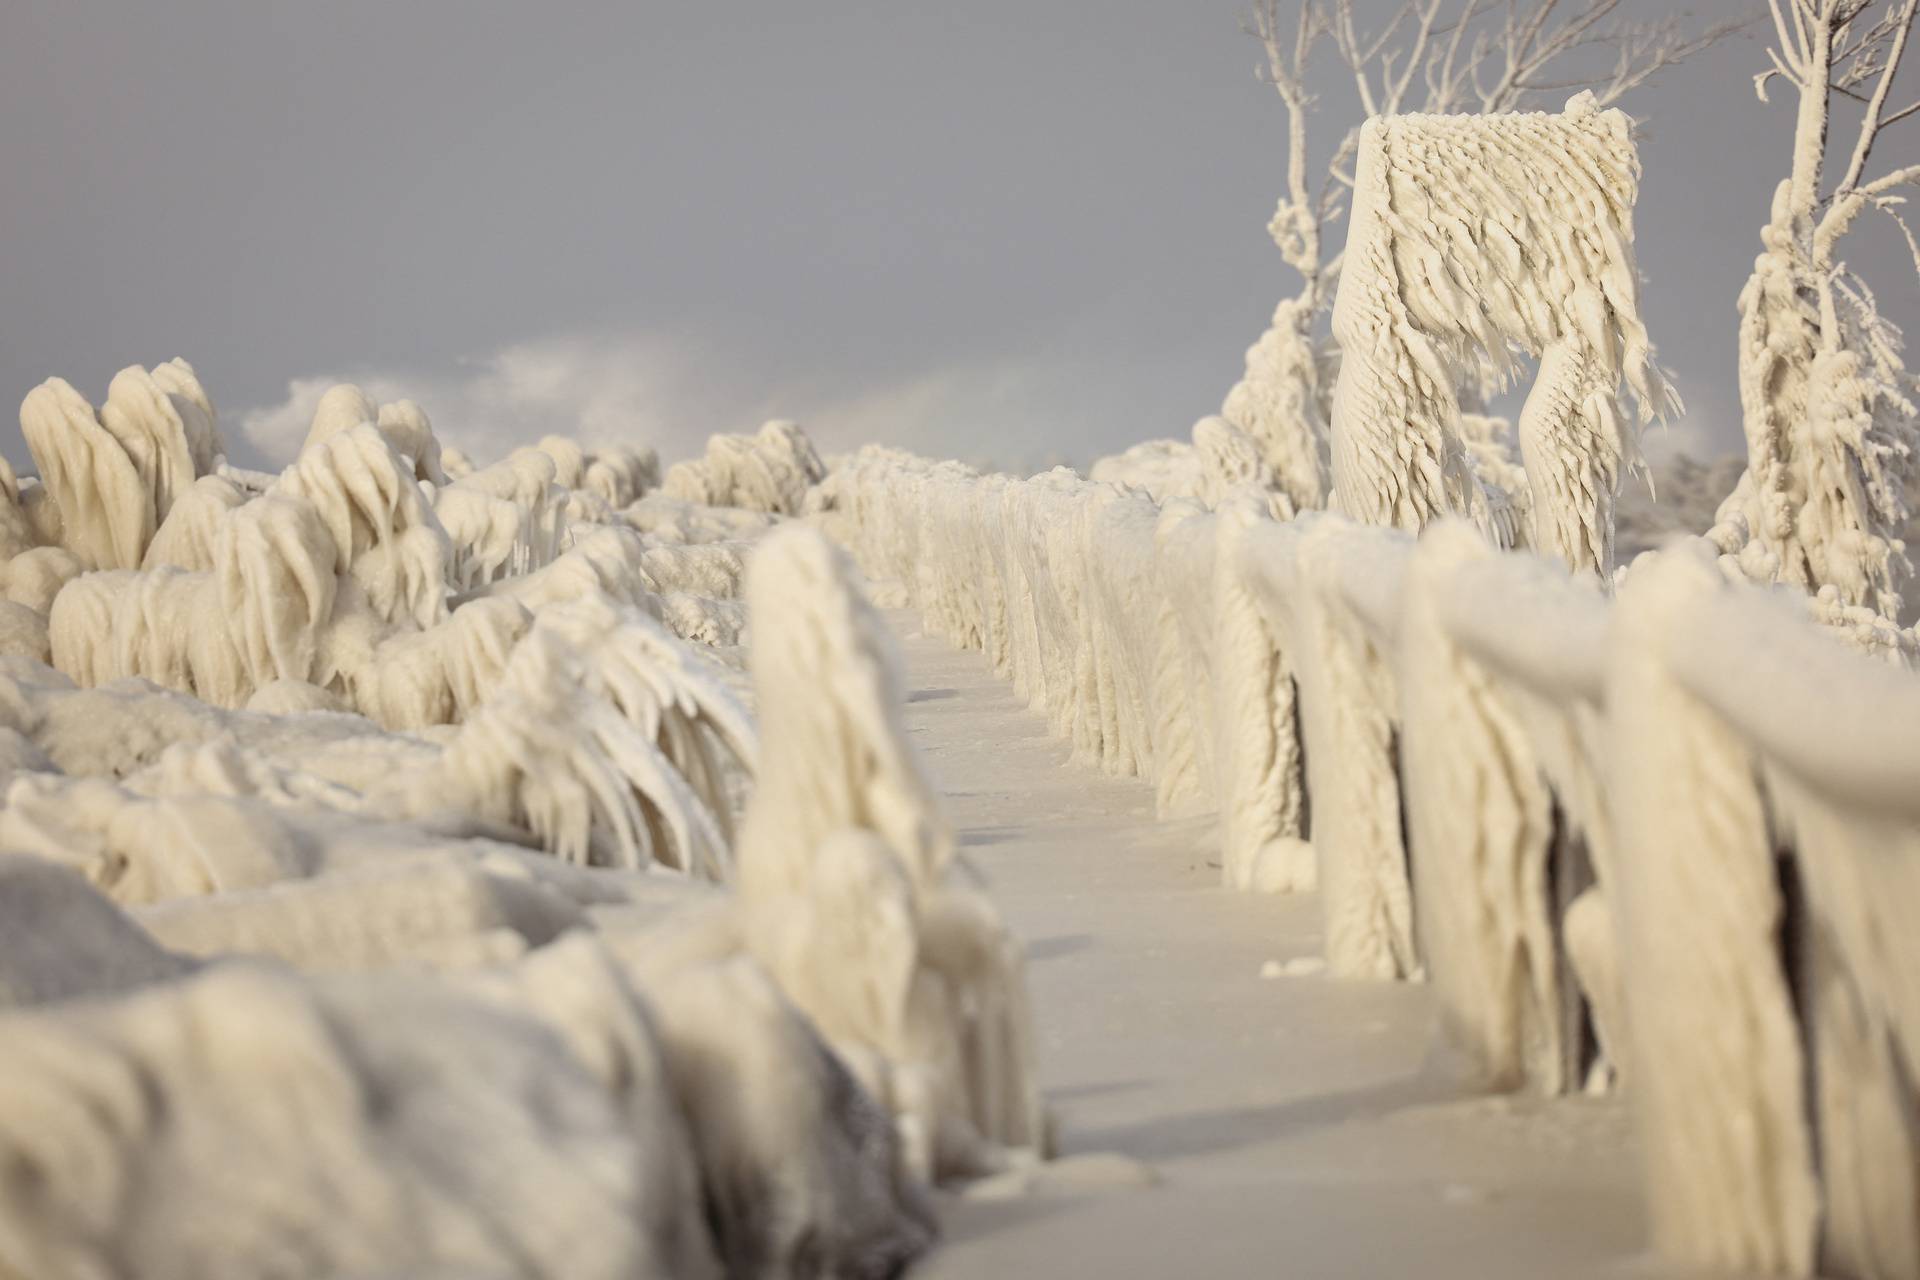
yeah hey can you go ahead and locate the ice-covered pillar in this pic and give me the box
[1327,94,1673,578]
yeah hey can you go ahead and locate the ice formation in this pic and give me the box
[10,376,785,876]
[736,524,1043,1182]
[1220,294,1330,511]
[5,36,1917,1259]
[662,418,827,515]
[1327,95,1674,577]
[1086,437,1204,504]
[0,374,984,1277]
[833,438,1920,1278]
[1091,415,1300,518]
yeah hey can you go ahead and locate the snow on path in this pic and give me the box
[890,612,1699,1280]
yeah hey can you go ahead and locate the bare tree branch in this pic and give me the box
[1836,0,1918,194]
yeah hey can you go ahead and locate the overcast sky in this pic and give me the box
[2,0,1915,475]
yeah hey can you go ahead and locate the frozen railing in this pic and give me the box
[820,445,1920,1280]
[1608,550,1920,1278]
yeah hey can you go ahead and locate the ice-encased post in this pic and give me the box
[736,523,1044,1182]
[1327,93,1674,578]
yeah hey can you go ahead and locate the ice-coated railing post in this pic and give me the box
[1284,518,1417,979]
[1213,504,1310,893]
[1631,542,1920,1279]
[1402,536,1629,1093]
[1606,548,1818,1274]
[1150,502,1221,815]
[736,522,1044,1182]
[1398,521,1577,1090]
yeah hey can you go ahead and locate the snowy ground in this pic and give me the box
[890,612,1703,1279]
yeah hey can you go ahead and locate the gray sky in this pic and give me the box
[2,1,1914,475]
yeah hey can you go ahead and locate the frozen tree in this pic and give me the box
[1225,0,1739,516]
[1714,0,1920,621]
[1327,94,1676,577]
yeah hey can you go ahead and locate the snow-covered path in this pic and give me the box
[891,612,1692,1280]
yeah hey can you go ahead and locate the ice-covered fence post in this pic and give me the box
[1612,543,1920,1279]
[974,476,1015,678]
[1150,501,1221,816]
[736,523,1043,1182]
[1397,521,1597,1092]
[1327,94,1673,577]
[1036,477,1086,742]
[1606,548,1817,1273]
[917,475,966,643]
[1079,489,1117,771]
[1004,480,1056,715]
[1243,516,1416,979]
[1212,501,1310,893]
[1079,488,1161,779]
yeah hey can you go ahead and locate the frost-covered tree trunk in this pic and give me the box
[1221,278,1331,513]
[1720,0,1920,621]
[1222,3,1336,511]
